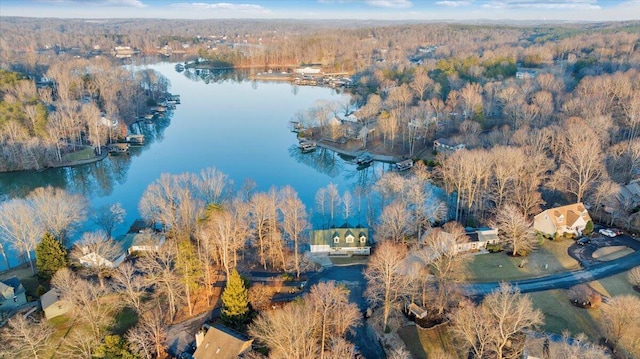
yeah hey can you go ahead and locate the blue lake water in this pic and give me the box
[0,62,392,270]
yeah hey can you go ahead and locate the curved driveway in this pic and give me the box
[463,238,640,297]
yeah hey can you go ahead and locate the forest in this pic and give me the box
[1,16,640,359]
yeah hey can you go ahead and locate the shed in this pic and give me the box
[40,289,72,320]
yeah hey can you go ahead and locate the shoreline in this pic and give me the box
[0,149,108,174]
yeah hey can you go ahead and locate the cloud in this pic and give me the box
[482,0,600,10]
[170,2,268,11]
[365,0,412,8]
[35,0,147,7]
[435,1,473,7]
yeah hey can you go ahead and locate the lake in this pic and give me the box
[0,62,391,270]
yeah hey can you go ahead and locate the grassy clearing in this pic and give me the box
[112,306,139,335]
[62,147,96,162]
[528,270,638,343]
[465,239,579,282]
[528,289,602,341]
[588,270,638,298]
[592,246,633,261]
[398,323,460,359]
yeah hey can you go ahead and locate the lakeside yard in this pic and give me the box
[465,238,580,282]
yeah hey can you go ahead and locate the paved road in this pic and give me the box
[463,240,640,297]
[305,265,387,359]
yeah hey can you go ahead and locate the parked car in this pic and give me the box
[610,228,623,235]
[577,237,591,245]
[599,229,616,237]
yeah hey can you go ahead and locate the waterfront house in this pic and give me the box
[534,203,592,238]
[0,277,27,312]
[125,230,166,255]
[193,323,253,359]
[433,137,466,154]
[294,66,322,75]
[310,225,371,255]
[40,288,72,320]
[76,237,128,269]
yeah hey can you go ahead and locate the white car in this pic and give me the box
[599,229,616,237]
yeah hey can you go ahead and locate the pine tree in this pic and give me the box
[221,269,249,329]
[93,335,140,359]
[35,232,68,279]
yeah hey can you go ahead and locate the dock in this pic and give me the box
[394,159,414,171]
[298,140,317,152]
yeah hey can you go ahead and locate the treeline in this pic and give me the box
[0,59,169,172]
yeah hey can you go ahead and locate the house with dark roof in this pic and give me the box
[433,137,466,154]
[40,288,72,320]
[125,230,166,255]
[534,203,592,238]
[0,277,27,312]
[193,323,253,359]
[310,225,371,255]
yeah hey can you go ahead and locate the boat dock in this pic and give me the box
[299,140,317,152]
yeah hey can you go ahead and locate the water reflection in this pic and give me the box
[0,110,172,202]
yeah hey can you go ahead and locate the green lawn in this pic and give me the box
[112,306,139,335]
[62,146,96,162]
[398,323,460,359]
[527,289,602,341]
[466,239,579,282]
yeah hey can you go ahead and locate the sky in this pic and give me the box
[1,0,639,21]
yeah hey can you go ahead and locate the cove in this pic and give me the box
[0,62,387,270]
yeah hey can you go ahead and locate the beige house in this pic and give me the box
[534,203,592,238]
[193,323,253,359]
[40,288,72,320]
[433,137,466,154]
[456,228,501,253]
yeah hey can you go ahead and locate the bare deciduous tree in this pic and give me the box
[249,301,321,359]
[364,241,412,330]
[248,283,273,311]
[552,117,606,202]
[27,186,87,245]
[0,198,43,273]
[599,295,640,357]
[92,202,126,239]
[376,201,412,243]
[0,315,54,359]
[307,281,361,359]
[111,262,148,313]
[138,245,183,322]
[59,329,100,359]
[628,266,640,288]
[547,332,608,359]
[52,268,116,340]
[139,173,204,239]
[70,230,123,288]
[451,284,544,359]
[278,186,309,278]
[491,204,537,257]
[126,305,168,359]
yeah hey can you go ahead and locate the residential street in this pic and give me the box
[305,264,387,359]
[463,241,640,297]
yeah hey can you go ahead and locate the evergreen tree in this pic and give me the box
[221,268,249,329]
[93,335,140,359]
[35,232,68,279]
